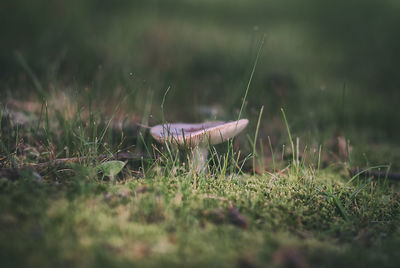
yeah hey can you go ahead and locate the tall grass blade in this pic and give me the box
[339,165,389,198]
[268,136,276,173]
[281,108,296,170]
[15,51,47,101]
[252,105,264,174]
[237,35,265,121]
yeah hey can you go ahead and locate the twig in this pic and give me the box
[350,168,400,181]
[0,152,152,180]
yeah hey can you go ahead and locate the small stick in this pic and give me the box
[0,152,152,180]
[350,168,400,181]
[27,152,151,168]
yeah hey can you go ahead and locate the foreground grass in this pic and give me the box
[1,167,399,267]
[2,2,400,266]
[1,93,399,267]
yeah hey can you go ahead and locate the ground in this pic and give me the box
[0,167,399,267]
[1,1,400,267]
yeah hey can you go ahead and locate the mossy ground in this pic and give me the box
[1,166,399,267]
[1,1,400,267]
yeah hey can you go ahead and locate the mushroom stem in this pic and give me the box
[192,146,209,173]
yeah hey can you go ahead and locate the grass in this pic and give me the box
[1,91,399,267]
[1,1,400,267]
[0,165,399,267]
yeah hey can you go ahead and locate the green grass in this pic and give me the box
[1,1,400,267]
[1,95,399,267]
[0,167,399,267]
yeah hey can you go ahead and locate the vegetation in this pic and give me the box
[1,1,400,267]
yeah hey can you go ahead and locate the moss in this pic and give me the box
[0,169,398,267]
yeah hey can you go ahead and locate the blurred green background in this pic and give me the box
[1,0,400,155]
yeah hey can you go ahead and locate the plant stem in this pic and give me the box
[192,146,209,174]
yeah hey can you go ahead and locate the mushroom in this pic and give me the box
[151,119,249,172]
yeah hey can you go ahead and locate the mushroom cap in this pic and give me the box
[151,119,249,147]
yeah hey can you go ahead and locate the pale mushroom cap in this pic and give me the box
[151,119,249,147]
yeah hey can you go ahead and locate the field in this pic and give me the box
[1,1,400,267]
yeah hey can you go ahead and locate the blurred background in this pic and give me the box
[1,0,400,168]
